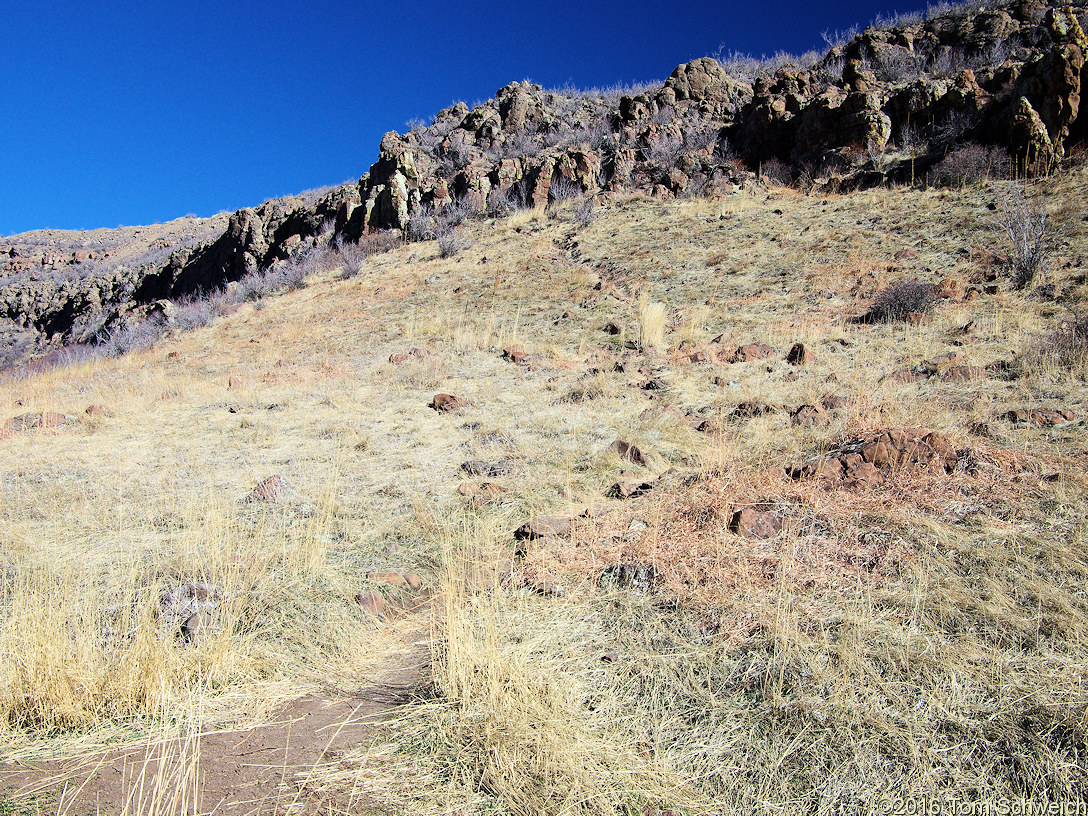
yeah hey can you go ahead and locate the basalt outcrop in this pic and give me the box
[4,0,1088,368]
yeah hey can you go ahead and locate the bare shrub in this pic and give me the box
[641,133,685,170]
[406,204,438,243]
[574,196,595,228]
[995,184,1049,289]
[760,158,793,187]
[1030,310,1088,376]
[438,228,469,258]
[862,279,939,323]
[548,178,583,206]
[930,143,1012,187]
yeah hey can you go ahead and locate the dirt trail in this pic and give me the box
[1,627,430,815]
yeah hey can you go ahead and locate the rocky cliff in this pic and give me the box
[4,0,1088,368]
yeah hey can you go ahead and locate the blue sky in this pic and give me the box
[1,1,924,234]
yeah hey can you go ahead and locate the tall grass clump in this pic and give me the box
[638,298,668,350]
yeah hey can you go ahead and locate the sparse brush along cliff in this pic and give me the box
[3,0,1088,367]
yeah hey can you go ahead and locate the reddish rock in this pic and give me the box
[4,412,69,432]
[389,353,409,364]
[355,592,386,615]
[791,404,828,427]
[729,507,782,539]
[786,342,813,365]
[729,342,774,363]
[940,365,986,383]
[479,482,507,498]
[457,481,479,497]
[607,439,648,466]
[514,516,572,540]
[228,375,245,389]
[732,402,777,419]
[883,367,931,384]
[84,405,107,418]
[431,393,466,412]
[405,573,423,590]
[1005,408,1075,426]
[936,278,961,299]
[893,248,919,261]
[243,474,287,503]
[502,346,529,364]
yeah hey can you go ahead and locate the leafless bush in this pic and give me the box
[641,133,685,170]
[862,278,939,323]
[995,184,1049,289]
[574,197,595,228]
[1029,310,1088,376]
[760,158,793,187]
[96,317,167,357]
[438,228,469,258]
[407,204,438,242]
[930,143,1012,187]
[872,49,926,84]
[548,178,583,206]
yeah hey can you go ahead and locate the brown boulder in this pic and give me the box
[243,474,288,503]
[431,393,466,412]
[514,516,572,540]
[935,278,961,299]
[729,507,782,540]
[4,412,70,432]
[607,439,648,466]
[502,346,529,364]
[791,404,828,427]
[730,342,774,363]
[786,342,813,365]
[84,405,107,418]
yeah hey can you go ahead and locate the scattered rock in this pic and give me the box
[227,375,245,389]
[4,412,70,432]
[355,592,386,616]
[1004,408,1076,427]
[599,563,658,592]
[940,365,986,382]
[786,342,813,365]
[788,428,959,488]
[457,481,479,496]
[502,346,530,364]
[609,475,657,499]
[729,507,782,539]
[603,322,621,335]
[514,516,572,540]
[461,459,514,476]
[791,404,829,427]
[431,393,466,412]
[84,405,107,418]
[242,474,288,503]
[729,342,774,363]
[607,439,648,466]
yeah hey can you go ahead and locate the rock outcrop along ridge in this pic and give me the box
[4,0,1088,367]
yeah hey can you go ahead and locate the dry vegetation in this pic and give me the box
[2,168,1088,813]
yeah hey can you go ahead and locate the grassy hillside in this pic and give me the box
[1,169,1087,813]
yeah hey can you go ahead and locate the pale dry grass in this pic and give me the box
[4,169,1088,813]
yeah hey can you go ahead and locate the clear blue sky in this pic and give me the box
[1,1,923,234]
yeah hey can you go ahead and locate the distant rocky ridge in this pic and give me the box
[3,0,1088,367]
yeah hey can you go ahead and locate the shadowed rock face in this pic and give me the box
[4,0,1088,367]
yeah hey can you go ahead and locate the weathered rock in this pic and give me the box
[243,474,288,503]
[599,563,658,592]
[940,365,987,382]
[730,507,782,539]
[607,439,648,466]
[431,393,466,412]
[730,342,774,363]
[514,516,572,540]
[789,428,959,486]
[786,342,814,365]
[502,346,529,364]
[732,402,777,419]
[1004,408,1076,426]
[609,476,657,499]
[84,404,107,418]
[4,412,70,432]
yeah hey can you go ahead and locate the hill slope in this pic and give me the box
[1,165,1087,812]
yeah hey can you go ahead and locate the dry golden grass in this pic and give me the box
[4,169,1088,813]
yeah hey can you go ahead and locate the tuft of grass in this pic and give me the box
[638,298,668,350]
[862,278,939,323]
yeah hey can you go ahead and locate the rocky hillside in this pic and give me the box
[4,0,1088,367]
